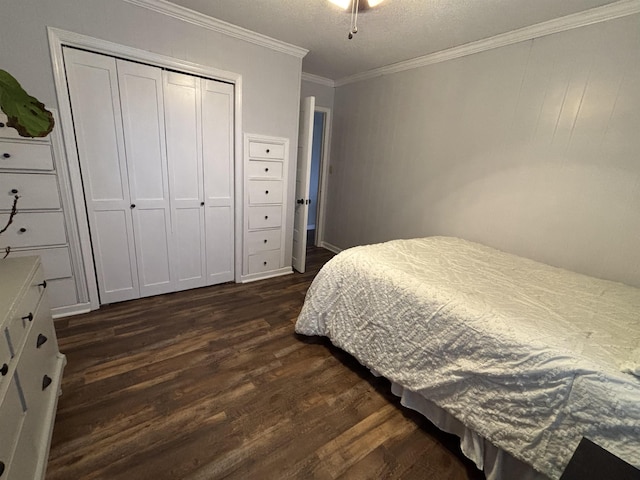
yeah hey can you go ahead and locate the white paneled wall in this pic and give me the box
[325,14,640,287]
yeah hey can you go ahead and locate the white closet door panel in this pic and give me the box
[63,48,139,304]
[117,60,175,296]
[175,207,206,290]
[134,208,173,296]
[206,206,234,284]
[93,210,139,303]
[202,80,234,201]
[164,71,206,289]
[117,60,168,201]
[63,49,129,203]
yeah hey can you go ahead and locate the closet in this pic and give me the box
[63,48,234,304]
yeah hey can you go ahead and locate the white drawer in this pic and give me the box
[0,141,54,171]
[0,212,67,249]
[0,173,60,210]
[247,160,283,179]
[248,141,284,160]
[248,206,282,230]
[248,249,281,274]
[5,265,45,357]
[0,376,27,473]
[0,113,50,142]
[248,180,283,205]
[8,248,73,280]
[246,229,282,255]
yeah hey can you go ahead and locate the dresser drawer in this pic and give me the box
[248,180,283,205]
[0,173,61,210]
[0,141,53,171]
[247,160,283,179]
[246,229,282,255]
[248,141,285,160]
[5,265,45,357]
[0,114,50,142]
[8,247,73,281]
[248,249,281,274]
[0,212,67,249]
[0,376,27,473]
[248,206,282,230]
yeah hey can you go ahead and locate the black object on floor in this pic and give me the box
[560,437,640,480]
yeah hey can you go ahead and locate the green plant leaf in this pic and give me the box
[0,69,54,137]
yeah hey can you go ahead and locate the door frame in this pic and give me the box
[48,27,244,310]
[313,106,332,247]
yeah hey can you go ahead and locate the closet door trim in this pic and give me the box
[48,27,244,310]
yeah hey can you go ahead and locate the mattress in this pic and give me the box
[295,236,640,479]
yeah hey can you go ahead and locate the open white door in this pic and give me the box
[292,96,316,273]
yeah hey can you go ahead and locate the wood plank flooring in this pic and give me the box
[48,247,484,480]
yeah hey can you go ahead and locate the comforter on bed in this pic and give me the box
[295,237,640,479]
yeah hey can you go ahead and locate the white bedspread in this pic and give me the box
[295,237,640,479]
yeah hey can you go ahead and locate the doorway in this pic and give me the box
[306,107,331,248]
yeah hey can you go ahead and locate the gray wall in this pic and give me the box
[324,14,640,287]
[0,0,303,269]
[301,80,335,110]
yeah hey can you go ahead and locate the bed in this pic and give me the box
[295,236,640,480]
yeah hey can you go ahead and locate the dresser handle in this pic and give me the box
[0,460,5,476]
[0,122,5,127]
[264,215,268,220]
[22,312,33,322]
[0,363,7,376]
[37,334,48,349]
[42,375,52,391]
[266,148,270,154]
[265,190,269,194]
[263,239,268,243]
[2,153,10,159]
[265,168,269,172]
[38,280,47,289]
[10,189,18,194]
[18,227,26,233]
[263,261,267,266]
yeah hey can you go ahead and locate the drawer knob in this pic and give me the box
[2,153,10,159]
[266,149,270,154]
[0,460,5,476]
[0,122,5,127]
[0,363,7,376]
[36,334,48,349]
[22,312,33,322]
[18,227,26,233]
[263,239,268,243]
[264,215,268,220]
[265,168,269,172]
[38,280,47,289]
[263,261,267,266]
[10,189,18,194]
[265,190,269,195]
[42,374,52,391]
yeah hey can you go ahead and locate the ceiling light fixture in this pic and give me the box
[328,0,386,39]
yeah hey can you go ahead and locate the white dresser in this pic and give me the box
[0,112,85,316]
[0,256,66,479]
[242,134,291,281]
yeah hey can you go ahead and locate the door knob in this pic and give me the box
[296,198,304,204]
[130,204,136,209]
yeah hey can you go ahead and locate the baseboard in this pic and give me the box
[319,241,343,254]
[240,267,294,283]
[52,302,92,318]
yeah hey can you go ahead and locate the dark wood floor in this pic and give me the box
[47,247,484,480]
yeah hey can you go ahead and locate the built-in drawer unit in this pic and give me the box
[0,142,54,171]
[0,174,61,210]
[246,229,282,255]
[248,180,283,205]
[248,141,285,160]
[248,206,282,230]
[248,249,281,274]
[0,256,66,480]
[0,212,67,249]
[0,114,50,143]
[247,160,283,179]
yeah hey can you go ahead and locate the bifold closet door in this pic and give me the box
[163,71,207,291]
[63,48,140,304]
[202,79,235,285]
[64,48,175,303]
[117,60,175,297]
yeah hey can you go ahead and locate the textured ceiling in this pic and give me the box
[167,0,621,81]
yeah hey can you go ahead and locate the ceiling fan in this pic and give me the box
[328,0,386,39]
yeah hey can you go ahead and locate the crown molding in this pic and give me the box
[301,72,336,88]
[121,0,308,58]
[335,0,640,87]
